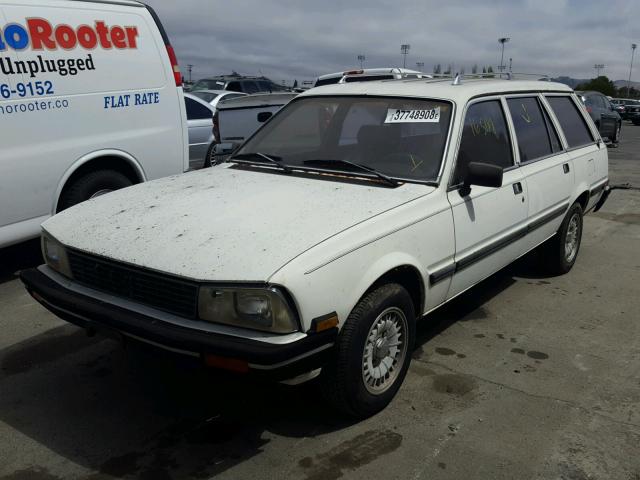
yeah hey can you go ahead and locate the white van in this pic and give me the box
[0,0,188,248]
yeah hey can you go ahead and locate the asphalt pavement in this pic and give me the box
[0,124,639,480]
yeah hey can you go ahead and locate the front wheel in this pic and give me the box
[319,283,415,418]
[545,203,583,275]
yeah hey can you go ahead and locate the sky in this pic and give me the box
[145,0,640,85]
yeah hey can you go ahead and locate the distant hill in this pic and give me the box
[551,76,640,90]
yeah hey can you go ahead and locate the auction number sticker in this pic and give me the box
[385,107,440,123]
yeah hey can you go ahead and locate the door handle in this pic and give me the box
[563,163,570,174]
[512,182,523,194]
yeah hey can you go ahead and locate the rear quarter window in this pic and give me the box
[546,96,595,148]
[1,4,167,96]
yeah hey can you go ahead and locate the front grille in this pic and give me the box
[68,250,199,318]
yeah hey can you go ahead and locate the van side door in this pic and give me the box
[446,98,529,299]
[506,95,573,250]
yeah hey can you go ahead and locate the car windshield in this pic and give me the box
[235,96,453,183]
[191,92,219,103]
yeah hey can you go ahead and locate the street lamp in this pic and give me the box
[416,61,424,71]
[401,44,410,68]
[498,37,510,72]
[594,64,605,77]
[628,44,637,97]
[357,54,366,69]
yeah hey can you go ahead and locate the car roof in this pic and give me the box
[183,93,215,110]
[300,78,573,103]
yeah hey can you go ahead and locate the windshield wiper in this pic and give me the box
[303,159,400,187]
[230,152,292,173]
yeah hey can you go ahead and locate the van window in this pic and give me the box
[226,82,243,92]
[453,100,513,185]
[242,81,260,94]
[185,97,211,120]
[507,97,555,162]
[546,96,594,148]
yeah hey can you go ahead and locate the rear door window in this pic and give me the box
[453,100,513,185]
[507,97,556,162]
[242,81,260,94]
[546,96,594,148]
[185,97,211,120]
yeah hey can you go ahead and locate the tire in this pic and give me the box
[203,142,216,168]
[58,169,133,211]
[319,283,416,418]
[611,122,621,147]
[545,203,583,275]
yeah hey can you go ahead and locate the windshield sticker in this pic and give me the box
[385,107,440,123]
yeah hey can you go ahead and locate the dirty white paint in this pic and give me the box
[44,165,430,281]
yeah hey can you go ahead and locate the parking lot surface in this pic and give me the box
[1,125,639,480]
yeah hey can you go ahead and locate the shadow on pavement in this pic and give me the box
[0,239,42,285]
[0,251,549,479]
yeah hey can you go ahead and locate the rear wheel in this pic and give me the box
[612,122,621,147]
[320,283,415,418]
[544,203,583,275]
[203,142,216,168]
[58,169,132,211]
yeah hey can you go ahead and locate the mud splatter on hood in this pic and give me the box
[44,166,432,281]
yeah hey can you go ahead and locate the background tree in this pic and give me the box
[472,64,478,74]
[575,76,616,97]
[433,64,442,74]
[487,66,495,78]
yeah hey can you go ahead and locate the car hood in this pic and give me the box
[44,166,433,281]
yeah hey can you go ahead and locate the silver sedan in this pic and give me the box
[184,93,217,170]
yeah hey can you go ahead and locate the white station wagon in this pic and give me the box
[22,77,609,418]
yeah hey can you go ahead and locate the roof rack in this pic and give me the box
[436,72,551,85]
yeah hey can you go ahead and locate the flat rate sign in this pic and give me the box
[385,107,440,123]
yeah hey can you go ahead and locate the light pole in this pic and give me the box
[401,44,410,68]
[509,57,512,72]
[416,61,424,71]
[498,37,510,72]
[628,44,637,97]
[187,64,193,83]
[593,64,605,77]
[357,54,366,69]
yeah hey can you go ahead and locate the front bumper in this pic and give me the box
[20,267,336,380]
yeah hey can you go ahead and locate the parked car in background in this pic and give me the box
[23,78,609,418]
[190,89,247,109]
[190,75,290,94]
[184,93,216,169]
[610,98,627,117]
[314,67,431,87]
[617,99,640,124]
[209,92,298,166]
[575,91,621,145]
[0,0,188,248]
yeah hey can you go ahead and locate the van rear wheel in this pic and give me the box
[58,169,132,211]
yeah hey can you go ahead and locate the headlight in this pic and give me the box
[198,286,298,333]
[41,232,73,278]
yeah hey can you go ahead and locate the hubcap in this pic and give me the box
[362,307,408,395]
[564,213,580,263]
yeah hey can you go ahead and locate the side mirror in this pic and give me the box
[460,162,503,196]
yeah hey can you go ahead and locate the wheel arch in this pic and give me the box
[53,150,146,214]
[362,263,425,319]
